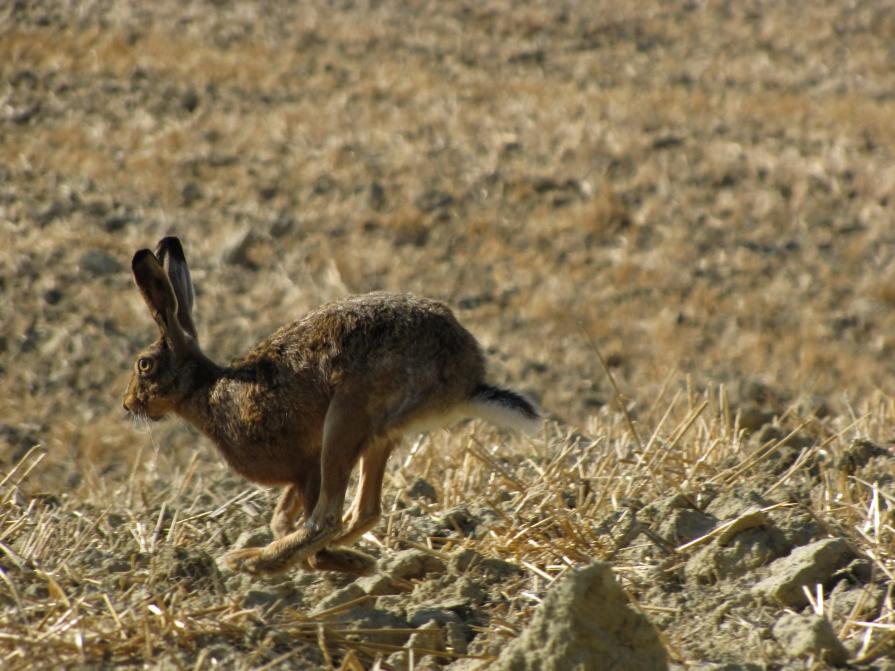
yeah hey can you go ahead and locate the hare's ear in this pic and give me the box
[132,249,191,355]
[155,236,197,339]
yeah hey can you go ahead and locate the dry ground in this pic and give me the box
[1,1,894,669]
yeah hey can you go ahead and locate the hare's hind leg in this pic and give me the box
[270,471,321,539]
[270,485,302,539]
[226,390,369,575]
[332,437,394,547]
[308,547,376,575]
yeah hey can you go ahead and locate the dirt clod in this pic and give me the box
[772,612,849,666]
[380,549,447,580]
[491,562,668,671]
[752,538,855,608]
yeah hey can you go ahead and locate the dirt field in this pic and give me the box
[2,1,894,668]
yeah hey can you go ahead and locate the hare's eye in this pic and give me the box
[137,357,154,374]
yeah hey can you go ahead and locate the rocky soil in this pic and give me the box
[2,1,895,669]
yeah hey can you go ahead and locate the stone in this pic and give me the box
[407,619,445,653]
[242,581,301,613]
[79,249,123,276]
[379,549,446,580]
[405,477,438,502]
[772,612,849,666]
[491,561,668,671]
[312,582,366,614]
[752,538,854,607]
[407,606,463,629]
[355,573,406,596]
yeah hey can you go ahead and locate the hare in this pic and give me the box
[124,237,540,576]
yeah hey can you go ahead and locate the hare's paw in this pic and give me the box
[310,548,376,576]
[224,544,314,576]
[223,547,266,574]
[223,547,292,575]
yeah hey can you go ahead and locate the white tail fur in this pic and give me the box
[467,384,541,435]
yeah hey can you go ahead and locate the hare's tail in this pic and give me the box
[468,384,541,435]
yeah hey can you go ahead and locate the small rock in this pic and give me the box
[181,182,202,206]
[355,573,406,596]
[657,508,718,545]
[313,582,366,614]
[407,606,463,629]
[444,619,468,654]
[705,490,768,520]
[375,594,408,616]
[837,439,889,473]
[221,230,265,270]
[407,619,445,652]
[36,201,69,225]
[752,538,854,607]
[449,548,484,573]
[737,405,775,432]
[415,189,454,213]
[491,561,668,670]
[340,605,410,645]
[385,650,410,671]
[438,505,481,537]
[405,477,438,503]
[154,546,221,590]
[369,181,387,211]
[103,215,131,232]
[449,548,521,580]
[79,250,123,276]
[312,174,335,195]
[43,287,63,305]
[832,558,873,584]
[830,580,886,624]
[243,581,300,613]
[380,549,446,580]
[104,559,131,573]
[23,583,49,600]
[685,525,787,584]
[181,88,200,113]
[412,655,441,671]
[772,612,849,666]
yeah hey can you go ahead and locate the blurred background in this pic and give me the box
[3,0,895,488]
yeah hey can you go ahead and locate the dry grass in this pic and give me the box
[1,388,894,668]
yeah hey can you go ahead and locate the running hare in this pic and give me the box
[124,237,540,576]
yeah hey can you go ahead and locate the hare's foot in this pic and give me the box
[223,547,268,574]
[227,518,339,576]
[332,510,381,547]
[310,548,376,576]
[223,544,313,576]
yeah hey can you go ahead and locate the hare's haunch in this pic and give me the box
[124,237,540,575]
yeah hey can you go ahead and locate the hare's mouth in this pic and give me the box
[123,397,163,421]
[126,407,163,422]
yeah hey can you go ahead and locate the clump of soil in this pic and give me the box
[490,562,668,671]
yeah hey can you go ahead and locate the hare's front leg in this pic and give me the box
[225,391,368,575]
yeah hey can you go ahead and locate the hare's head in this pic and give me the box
[124,237,203,421]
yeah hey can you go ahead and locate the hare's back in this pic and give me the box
[258,292,484,378]
[330,293,483,371]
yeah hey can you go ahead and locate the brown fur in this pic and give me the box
[124,237,538,576]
